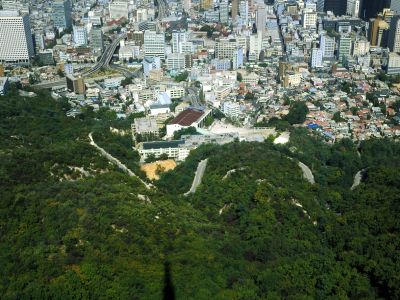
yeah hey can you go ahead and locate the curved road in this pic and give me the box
[89,132,152,190]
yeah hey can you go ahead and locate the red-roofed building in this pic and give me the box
[166,108,212,136]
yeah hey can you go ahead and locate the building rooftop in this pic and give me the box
[134,117,158,134]
[169,108,205,126]
[142,140,184,150]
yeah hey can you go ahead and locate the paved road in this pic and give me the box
[83,32,127,76]
[89,132,152,190]
[184,159,208,195]
[34,34,128,89]
[298,161,315,184]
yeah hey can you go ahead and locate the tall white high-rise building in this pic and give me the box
[144,31,165,59]
[303,9,317,28]
[256,4,267,34]
[239,0,249,25]
[73,25,88,46]
[389,15,400,53]
[311,48,323,68]
[219,0,229,24]
[172,30,188,53]
[320,34,335,58]
[0,11,34,65]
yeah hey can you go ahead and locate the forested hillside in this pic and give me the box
[0,90,399,299]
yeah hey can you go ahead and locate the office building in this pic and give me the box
[215,38,238,59]
[352,38,370,56]
[232,0,239,21]
[166,53,186,71]
[90,27,104,54]
[360,0,390,20]
[303,9,317,28]
[346,0,360,17]
[109,0,129,19]
[34,32,45,53]
[172,30,188,53]
[142,57,161,76]
[233,47,244,69]
[318,0,347,16]
[66,75,85,94]
[320,34,335,58]
[389,15,400,52]
[223,101,240,118]
[73,26,88,47]
[0,11,34,65]
[311,48,323,68]
[52,0,72,29]
[219,0,229,24]
[144,31,165,59]
[256,4,267,34]
[387,52,400,74]
[369,16,390,47]
[338,36,352,60]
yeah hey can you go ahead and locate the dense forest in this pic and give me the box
[0,89,399,299]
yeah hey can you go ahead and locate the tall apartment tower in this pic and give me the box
[338,36,352,60]
[52,0,72,30]
[73,25,88,47]
[346,0,360,17]
[360,0,390,20]
[172,30,188,53]
[219,0,229,24]
[232,0,239,21]
[256,4,267,34]
[320,34,335,58]
[144,31,165,59]
[391,0,400,13]
[0,11,35,65]
[389,15,400,52]
[90,27,104,54]
[318,0,348,16]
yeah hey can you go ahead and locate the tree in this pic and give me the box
[174,71,188,82]
[237,73,243,82]
[284,102,309,125]
[332,111,344,122]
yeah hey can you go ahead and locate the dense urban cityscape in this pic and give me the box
[1,0,400,298]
